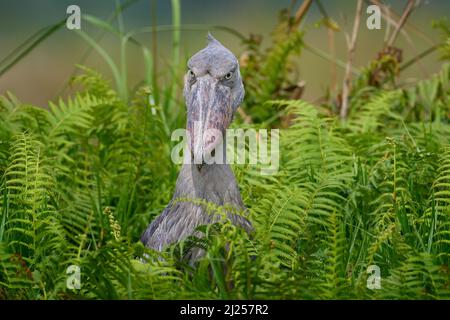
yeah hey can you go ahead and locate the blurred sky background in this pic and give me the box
[0,0,449,106]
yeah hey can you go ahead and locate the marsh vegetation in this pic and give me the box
[0,0,449,299]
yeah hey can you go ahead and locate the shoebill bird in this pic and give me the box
[141,34,252,258]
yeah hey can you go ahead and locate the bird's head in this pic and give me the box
[183,33,244,167]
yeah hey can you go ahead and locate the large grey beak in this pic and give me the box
[186,75,233,167]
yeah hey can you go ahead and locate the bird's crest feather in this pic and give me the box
[207,32,222,46]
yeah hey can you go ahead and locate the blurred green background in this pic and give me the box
[0,0,449,106]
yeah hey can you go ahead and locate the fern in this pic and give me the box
[1,55,450,299]
[426,147,450,264]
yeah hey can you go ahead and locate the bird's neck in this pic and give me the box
[173,162,244,209]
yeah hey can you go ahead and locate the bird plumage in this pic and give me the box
[141,34,252,258]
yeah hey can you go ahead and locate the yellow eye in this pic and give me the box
[188,69,195,77]
[224,72,232,80]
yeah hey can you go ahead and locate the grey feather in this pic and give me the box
[141,34,252,259]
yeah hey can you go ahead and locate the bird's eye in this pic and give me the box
[224,72,233,80]
[188,69,195,77]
